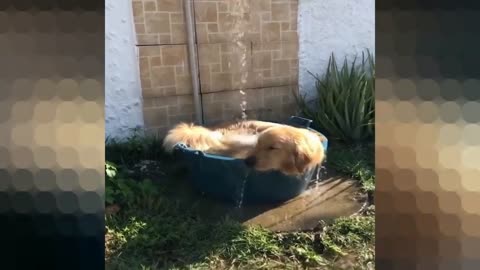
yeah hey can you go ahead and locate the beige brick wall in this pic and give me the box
[143,95,195,136]
[194,0,298,44]
[132,0,187,45]
[202,86,297,126]
[132,0,195,135]
[138,45,192,97]
[132,0,299,135]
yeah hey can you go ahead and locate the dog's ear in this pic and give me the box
[294,148,312,174]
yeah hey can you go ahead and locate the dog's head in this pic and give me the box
[244,126,325,175]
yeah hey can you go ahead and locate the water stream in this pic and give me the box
[236,169,251,208]
[225,0,330,211]
[229,0,251,208]
[230,0,250,121]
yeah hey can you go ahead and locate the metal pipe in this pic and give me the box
[183,0,204,125]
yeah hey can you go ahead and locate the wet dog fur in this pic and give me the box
[162,120,326,176]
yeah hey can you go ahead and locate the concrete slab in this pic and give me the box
[242,175,364,231]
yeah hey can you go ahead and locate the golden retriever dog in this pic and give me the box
[162,120,326,176]
[244,125,326,176]
[162,120,283,156]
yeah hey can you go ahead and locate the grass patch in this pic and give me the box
[105,128,171,167]
[326,141,375,193]
[105,132,375,270]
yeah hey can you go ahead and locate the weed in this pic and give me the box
[105,128,171,168]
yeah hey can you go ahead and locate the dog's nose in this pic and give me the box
[245,156,256,167]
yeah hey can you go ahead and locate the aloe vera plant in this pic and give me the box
[295,50,375,143]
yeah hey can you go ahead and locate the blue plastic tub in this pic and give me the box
[172,116,328,204]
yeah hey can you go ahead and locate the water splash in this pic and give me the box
[316,159,327,181]
[230,0,250,121]
[309,158,328,190]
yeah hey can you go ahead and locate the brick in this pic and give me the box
[195,2,218,23]
[144,13,171,34]
[151,66,176,87]
[162,45,187,66]
[272,3,290,21]
[143,1,156,12]
[143,107,168,127]
[156,0,182,12]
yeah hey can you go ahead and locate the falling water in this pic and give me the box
[236,169,251,208]
[230,0,249,121]
[310,158,328,190]
[231,0,250,207]
[317,158,327,181]
[236,178,247,208]
[240,93,247,120]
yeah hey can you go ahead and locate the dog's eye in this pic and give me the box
[268,146,277,150]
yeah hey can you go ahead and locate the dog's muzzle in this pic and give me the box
[245,156,256,167]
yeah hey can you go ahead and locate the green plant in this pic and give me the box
[105,128,170,167]
[295,50,375,143]
[105,161,160,208]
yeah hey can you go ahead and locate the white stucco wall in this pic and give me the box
[105,0,144,140]
[104,0,375,138]
[298,0,375,99]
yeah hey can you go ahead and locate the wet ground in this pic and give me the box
[241,172,365,231]
[131,160,366,232]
